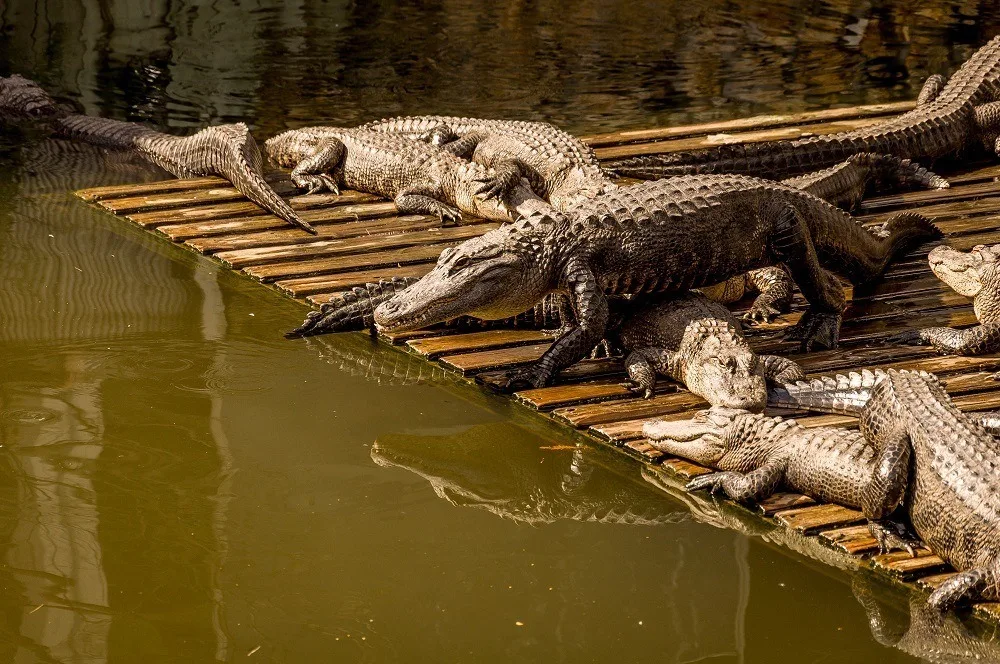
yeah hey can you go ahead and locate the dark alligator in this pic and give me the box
[360,115,615,210]
[768,369,1000,610]
[263,125,554,224]
[642,406,919,555]
[0,74,316,234]
[373,175,939,388]
[607,36,1000,181]
[890,243,1000,355]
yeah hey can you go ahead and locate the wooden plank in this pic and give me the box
[870,550,949,579]
[773,504,865,535]
[583,101,913,148]
[131,197,392,229]
[215,224,499,269]
[186,214,452,253]
[593,116,891,160]
[76,175,240,201]
[818,525,880,555]
[552,390,703,427]
[285,264,435,300]
[659,458,712,479]
[406,329,553,359]
[245,242,461,282]
[757,493,816,516]
[438,343,552,374]
[99,179,298,214]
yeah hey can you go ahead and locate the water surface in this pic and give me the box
[2,2,999,661]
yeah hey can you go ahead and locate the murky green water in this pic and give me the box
[2,2,999,661]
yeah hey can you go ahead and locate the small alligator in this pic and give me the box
[373,175,939,388]
[642,406,919,555]
[263,125,554,224]
[890,243,1000,355]
[290,282,803,411]
[768,369,1000,610]
[360,115,615,210]
[607,36,1000,181]
[0,74,316,234]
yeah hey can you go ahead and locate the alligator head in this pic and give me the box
[679,319,768,411]
[928,243,1000,323]
[374,224,557,332]
[0,74,62,120]
[642,407,746,466]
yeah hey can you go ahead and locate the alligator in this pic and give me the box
[263,125,556,224]
[0,74,317,234]
[360,115,615,210]
[642,406,920,555]
[606,36,1000,181]
[767,369,1000,610]
[889,243,1000,355]
[373,175,939,388]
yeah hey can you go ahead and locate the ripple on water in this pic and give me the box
[1,408,59,425]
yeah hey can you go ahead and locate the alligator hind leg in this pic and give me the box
[289,138,345,194]
[623,348,677,399]
[927,565,1000,610]
[916,74,946,107]
[771,205,846,350]
[743,266,794,323]
[761,355,804,383]
[395,188,463,224]
[858,399,912,522]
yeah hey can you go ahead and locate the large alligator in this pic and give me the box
[890,243,1000,355]
[263,125,554,224]
[0,74,317,234]
[767,369,1000,610]
[607,36,1000,181]
[373,175,939,388]
[642,406,919,555]
[360,115,615,210]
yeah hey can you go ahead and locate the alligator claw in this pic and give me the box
[621,380,654,399]
[436,205,463,226]
[293,173,339,195]
[784,311,841,351]
[882,329,926,347]
[685,472,733,495]
[495,366,551,392]
[742,302,782,325]
[473,177,506,201]
[868,519,920,556]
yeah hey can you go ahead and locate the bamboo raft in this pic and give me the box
[75,99,1000,622]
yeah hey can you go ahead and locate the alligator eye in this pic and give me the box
[452,256,471,270]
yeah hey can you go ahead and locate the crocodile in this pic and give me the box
[373,175,939,388]
[263,125,555,224]
[642,406,919,555]
[890,243,1000,355]
[768,369,1000,610]
[360,115,615,210]
[0,74,317,234]
[607,36,1000,181]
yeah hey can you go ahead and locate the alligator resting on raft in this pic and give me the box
[890,243,1000,355]
[371,175,938,388]
[0,74,317,234]
[763,369,1000,610]
[607,36,1000,181]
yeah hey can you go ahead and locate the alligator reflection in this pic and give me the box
[306,333,459,387]
[853,576,1000,663]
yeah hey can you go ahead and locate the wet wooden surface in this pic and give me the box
[75,101,1000,622]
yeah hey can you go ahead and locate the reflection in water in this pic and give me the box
[305,333,458,387]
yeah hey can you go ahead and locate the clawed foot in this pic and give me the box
[742,301,783,324]
[685,472,737,496]
[431,203,463,226]
[784,311,841,351]
[621,379,655,399]
[868,519,920,557]
[882,329,926,347]
[494,365,552,392]
[292,173,339,195]
[473,172,518,202]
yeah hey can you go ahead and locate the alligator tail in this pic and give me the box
[873,211,943,278]
[286,277,421,338]
[0,74,64,120]
[767,370,884,416]
[868,154,950,191]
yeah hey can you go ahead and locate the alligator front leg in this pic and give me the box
[743,266,794,323]
[928,564,1000,610]
[395,187,463,224]
[499,259,608,391]
[858,420,912,523]
[623,348,678,399]
[286,277,421,337]
[684,460,786,503]
[473,159,529,202]
[770,205,847,350]
[890,322,1000,355]
[917,74,946,107]
[761,355,805,383]
[289,138,345,194]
